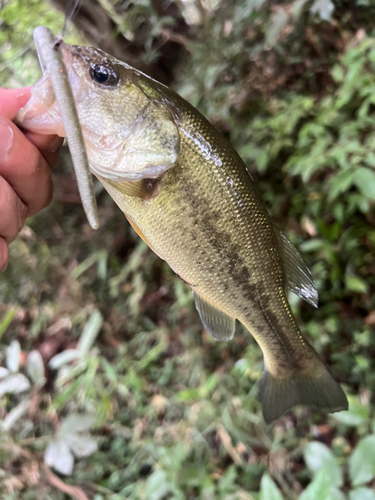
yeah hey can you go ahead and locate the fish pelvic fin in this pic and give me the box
[259,358,348,424]
[193,292,235,341]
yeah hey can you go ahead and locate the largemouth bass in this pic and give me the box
[16,42,348,423]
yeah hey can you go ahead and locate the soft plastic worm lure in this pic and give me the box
[33,26,99,229]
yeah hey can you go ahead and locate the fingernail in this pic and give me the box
[47,136,64,153]
[0,117,14,161]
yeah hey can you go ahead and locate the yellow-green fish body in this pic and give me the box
[17,44,348,422]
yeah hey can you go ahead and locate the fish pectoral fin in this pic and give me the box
[274,227,318,308]
[260,356,348,424]
[193,292,235,341]
[105,178,159,200]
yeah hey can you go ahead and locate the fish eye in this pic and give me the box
[89,63,119,87]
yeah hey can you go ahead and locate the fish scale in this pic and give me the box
[102,96,323,385]
[16,41,348,423]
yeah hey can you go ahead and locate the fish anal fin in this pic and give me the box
[193,292,235,341]
[274,227,318,308]
[260,357,348,424]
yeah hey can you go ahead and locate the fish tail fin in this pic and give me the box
[259,357,348,424]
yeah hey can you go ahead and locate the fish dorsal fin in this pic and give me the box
[274,227,318,308]
[193,292,235,341]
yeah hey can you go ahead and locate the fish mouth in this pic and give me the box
[15,42,82,138]
[15,72,65,136]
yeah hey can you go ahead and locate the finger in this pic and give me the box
[0,87,63,168]
[24,131,64,168]
[0,116,53,216]
[0,176,27,243]
[0,87,31,120]
[0,237,7,271]
[0,237,9,271]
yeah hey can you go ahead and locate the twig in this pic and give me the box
[217,424,243,466]
[81,480,129,497]
[42,464,89,500]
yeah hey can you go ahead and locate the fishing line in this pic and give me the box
[55,0,83,48]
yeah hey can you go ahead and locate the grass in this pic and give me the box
[0,156,370,499]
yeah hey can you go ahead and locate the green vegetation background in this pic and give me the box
[1,0,375,499]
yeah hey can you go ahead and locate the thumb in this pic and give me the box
[0,87,32,121]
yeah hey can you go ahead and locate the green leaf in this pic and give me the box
[136,341,167,371]
[143,469,170,500]
[346,275,368,294]
[66,433,98,458]
[70,250,108,281]
[300,466,335,500]
[218,465,237,495]
[328,169,354,201]
[0,373,30,397]
[78,309,103,356]
[311,0,334,21]
[304,442,342,487]
[27,350,46,386]
[292,0,310,19]
[0,308,17,340]
[44,440,74,476]
[354,167,375,200]
[6,340,21,373]
[299,239,325,252]
[176,388,200,401]
[331,64,345,83]
[266,9,288,47]
[48,349,81,369]
[350,488,375,500]
[333,395,369,426]
[200,373,219,397]
[60,413,96,435]
[349,435,375,486]
[332,489,346,500]
[46,414,99,468]
[0,367,10,379]
[2,400,31,431]
[260,473,284,500]
[257,150,269,174]
[99,356,117,381]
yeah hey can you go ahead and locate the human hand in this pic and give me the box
[0,87,63,271]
